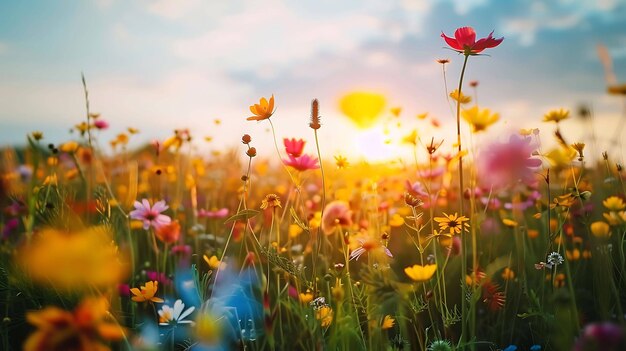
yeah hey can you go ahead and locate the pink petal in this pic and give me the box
[152,200,169,213]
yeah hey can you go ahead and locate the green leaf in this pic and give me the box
[224,209,260,223]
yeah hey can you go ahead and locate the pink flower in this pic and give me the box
[198,207,229,219]
[321,201,353,235]
[478,134,542,190]
[441,27,503,55]
[130,199,172,230]
[283,154,319,171]
[283,138,306,157]
[94,119,109,130]
[405,180,428,198]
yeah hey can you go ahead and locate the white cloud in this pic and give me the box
[503,0,619,46]
[449,0,487,15]
[172,2,385,72]
[94,0,115,10]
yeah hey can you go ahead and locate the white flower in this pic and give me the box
[158,299,195,326]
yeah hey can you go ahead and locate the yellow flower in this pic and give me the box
[309,211,322,230]
[299,292,314,304]
[390,107,402,117]
[116,133,129,145]
[501,267,515,280]
[434,212,469,235]
[545,146,576,167]
[502,218,518,227]
[461,106,500,133]
[260,194,281,210]
[590,221,611,238]
[332,278,344,301]
[519,128,538,136]
[449,89,471,104]
[316,306,333,327]
[195,313,222,345]
[60,141,79,153]
[163,134,183,151]
[334,154,349,169]
[203,255,226,270]
[389,213,405,227]
[31,131,44,140]
[603,196,626,211]
[604,211,626,225]
[402,129,419,145]
[24,297,125,351]
[18,226,127,290]
[131,281,164,303]
[381,315,395,330]
[566,249,581,261]
[288,224,303,238]
[75,121,90,134]
[404,264,437,283]
[543,108,569,123]
[247,95,275,121]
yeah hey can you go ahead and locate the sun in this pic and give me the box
[352,125,408,163]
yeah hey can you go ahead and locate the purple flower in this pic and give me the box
[130,199,171,230]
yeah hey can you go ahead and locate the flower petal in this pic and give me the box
[441,32,462,51]
[454,26,476,48]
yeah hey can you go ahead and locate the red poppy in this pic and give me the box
[441,27,503,55]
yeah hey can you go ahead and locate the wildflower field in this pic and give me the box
[1,23,626,351]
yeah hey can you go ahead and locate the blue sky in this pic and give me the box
[0,0,625,161]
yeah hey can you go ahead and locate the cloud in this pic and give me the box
[502,0,620,46]
[172,2,385,73]
[448,0,487,15]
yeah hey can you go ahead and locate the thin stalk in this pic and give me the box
[456,53,470,347]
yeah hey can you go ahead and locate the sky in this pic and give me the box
[0,0,625,162]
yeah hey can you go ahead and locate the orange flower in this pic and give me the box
[24,297,125,351]
[131,281,164,303]
[155,220,181,244]
[247,95,275,121]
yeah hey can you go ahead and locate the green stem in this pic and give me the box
[456,53,470,348]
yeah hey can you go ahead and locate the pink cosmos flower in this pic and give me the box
[130,199,172,230]
[321,201,353,235]
[198,207,229,219]
[283,138,306,157]
[283,154,319,172]
[94,119,109,130]
[405,180,428,198]
[441,27,503,55]
[478,134,542,190]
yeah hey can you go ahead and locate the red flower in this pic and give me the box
[283,138,306,157]
[441,27,503,55]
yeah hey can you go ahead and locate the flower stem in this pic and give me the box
[313,128,327,293]
[456,53,470,348]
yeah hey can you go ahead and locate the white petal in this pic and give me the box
[172,300,184,319]
[178,306,195,321]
